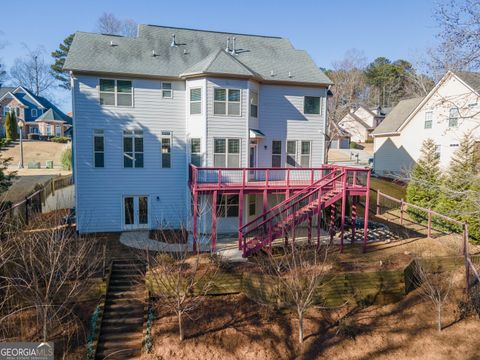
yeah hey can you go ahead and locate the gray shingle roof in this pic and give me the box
[0,87,15,99]
[64,25,332,85]
[455,71,480,93]
[35,108,68,123]
[371,97,424,136]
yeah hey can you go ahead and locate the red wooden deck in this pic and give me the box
[189,165,371,255]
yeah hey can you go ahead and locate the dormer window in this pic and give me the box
[31,109,38,118]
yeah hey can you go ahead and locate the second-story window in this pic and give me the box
[214,88,241,116]
[162,82,172,98]
[31,109,38,118]
[93,129,104,168]
[250,91,258,117]
[214,138,240,167]
[123,130,143,168]
[449,108,459,127]
[272,140,282,168]
[304,96,320,115]
[161,131,172,168]
[100,79,133,106]
[190,138,201,166]
[424,111,433,129]
[190,88,202,115]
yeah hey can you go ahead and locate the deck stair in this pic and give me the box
[95,259,146,360]
[240,170,346,257]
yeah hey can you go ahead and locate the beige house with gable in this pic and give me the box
[372,71,480,177]
[338,105,386,143]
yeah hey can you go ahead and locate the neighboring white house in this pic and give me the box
[372,71,480,177]
[64,25,332,234]
[338,105,386,143]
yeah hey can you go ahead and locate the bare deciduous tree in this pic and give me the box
[10,46,55,96]
[0,213,102,343]
[96,12,138,37]
[145,227,217,341]
[255,241,335,344]
[411,258,455,332]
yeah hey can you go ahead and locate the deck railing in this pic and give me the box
[190,164,370,191]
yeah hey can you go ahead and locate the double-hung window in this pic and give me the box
[272,140,282,168]
[93,129,104,168]
[161,82,172,98]
[250,91,258,117]
[216,194,239,217]
[123,130,143,168]
[424,111,433,129]
[304,96,320,114]
[100,79,133,106]
[161,131,172,168]
[214,88,241,116]
[190,138,202,166]
[190,88,202,115]
[214,138,240,167]
[435,145,441,159]
[286,141,297,167]
[448,108,459,127]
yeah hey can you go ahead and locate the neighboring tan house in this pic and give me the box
[329,121,351,149]
[64,24,334,235]
[0,86,72,138]
[338,105,387,143]
[371,71,480,177]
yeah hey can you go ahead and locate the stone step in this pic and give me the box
[96,346,141,360]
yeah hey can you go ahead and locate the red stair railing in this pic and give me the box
[240,170,347,256]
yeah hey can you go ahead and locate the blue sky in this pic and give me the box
[0,0,440,111]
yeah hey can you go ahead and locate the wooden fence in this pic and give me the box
[0,175,73,226]
[373,189,479,291]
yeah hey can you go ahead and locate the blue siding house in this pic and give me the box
[64,25,333,236]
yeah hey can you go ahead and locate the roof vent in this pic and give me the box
[183,48,189,55]
[152,50,158,57]
[270,70,275,77]
[231,37,237,55]
[225,37,231,52]
[109,40,116,47]
[288,72,292,78]
[170,34,178,48]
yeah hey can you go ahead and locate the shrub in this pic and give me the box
[61,148,72,170]
[349,141,358,149]
[27,133,39,141]
[50,136,70,143]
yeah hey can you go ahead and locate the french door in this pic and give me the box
[123,195,149,230]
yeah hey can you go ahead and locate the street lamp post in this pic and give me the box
[18,120,24,169]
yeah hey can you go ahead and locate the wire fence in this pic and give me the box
[0,175,73,228]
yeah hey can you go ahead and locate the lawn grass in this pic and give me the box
[369,177,406,207]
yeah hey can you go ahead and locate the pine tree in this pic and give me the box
[406,138,442,221]
[51,34,74,90]
[4,111,12,141]
[436,132,480,240]
[10,111,17,141]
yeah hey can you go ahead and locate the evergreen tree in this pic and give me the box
[436,132,480,240]
[10,111,17,141]
[4,111,13,141]
[406,139,442,221]
[51,34,74,90]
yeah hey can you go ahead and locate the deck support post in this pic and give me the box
[263,189,268,233]
[329,203,336,244]
[340,172,347,253]
[193,191,198,253]
[307,214,312,244]
[351,196,357,243]
[212,190,217,253]
[363,169,371,253]
[238,190,244,250]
